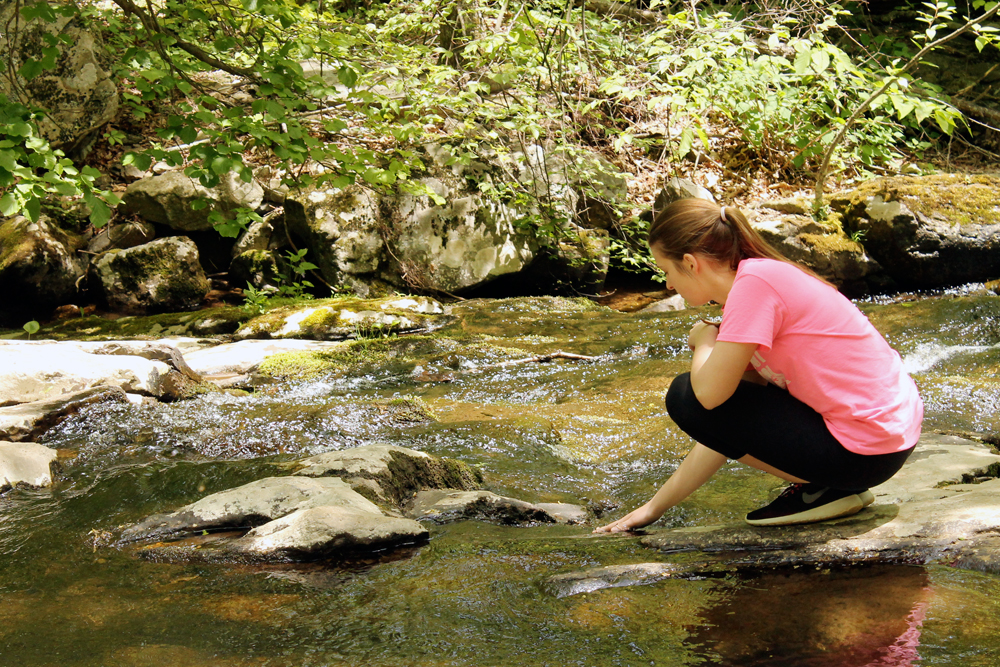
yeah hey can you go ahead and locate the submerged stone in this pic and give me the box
[405,489,587,525]
[547,562,688,598]
[0,441,58,491]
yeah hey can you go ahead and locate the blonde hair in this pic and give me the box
[648,198,828,283]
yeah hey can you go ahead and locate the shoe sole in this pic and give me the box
[745,494,865,527]
[858,489,875,507]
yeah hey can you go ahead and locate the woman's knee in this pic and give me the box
[665,372,702,427]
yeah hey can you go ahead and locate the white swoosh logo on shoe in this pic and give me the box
[802,488,828,504]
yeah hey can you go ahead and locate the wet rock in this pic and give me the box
[0,5,118,152]
[86,221,156,254]
[0,441,58,491]
[122,171,264,232]
[639,294,686,313]
[94,237,211,313]
[121,476,377,543]
[831,174,1000,289]
[183,339,346,377]
[639,434,1000,575]
[547,562,688,598]
[0,341,172,404]
[405,489,587,525]
[230,505,428,560]
[751,211,883,295]
[90,341,202,381]
[0,215,90,318]
[234,296,450,340]
[293,444,483,505]
[0,386,128,442]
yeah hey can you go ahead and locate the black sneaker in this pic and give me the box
[745,483,865,526]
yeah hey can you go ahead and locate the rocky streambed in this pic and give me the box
[2,293,1000,666]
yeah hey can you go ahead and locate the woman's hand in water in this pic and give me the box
[688,320,719,351]
[593,502,662,533]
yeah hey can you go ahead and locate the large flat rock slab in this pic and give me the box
[0,341,172,405]
[0,441,58,491]
[639,434,1000,572]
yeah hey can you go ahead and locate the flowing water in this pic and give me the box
[2,294,1000,666]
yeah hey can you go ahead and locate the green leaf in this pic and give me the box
[0,151,17,171]
[23,320,40,336]
[934,108,955,135]
[793,50,812,75]
[338,66,359,88]
[0,193,18,216]
[811,50,830,74]
[25,196,41,222]
[89,199,112,228]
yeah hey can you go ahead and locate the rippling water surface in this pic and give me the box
[2,295,1000,666]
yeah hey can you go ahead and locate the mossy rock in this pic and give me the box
[235,296,450,340]
[24,306,249,341]
[830,174,1000,289]
[94,237,211,313]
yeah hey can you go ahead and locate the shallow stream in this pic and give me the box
[3,294,1000,666]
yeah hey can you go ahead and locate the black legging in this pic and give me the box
[665,373,913,492]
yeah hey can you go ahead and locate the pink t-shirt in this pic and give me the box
[716,258,922,455]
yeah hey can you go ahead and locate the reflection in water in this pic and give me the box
[687,565,931,667]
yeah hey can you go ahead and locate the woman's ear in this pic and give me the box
[681,253,699,274]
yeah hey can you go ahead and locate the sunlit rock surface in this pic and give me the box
[640,433,1000,572]
[122,171,264,232]
[234,296,450,340]
[0,342,172,404]
[0,441,57,491]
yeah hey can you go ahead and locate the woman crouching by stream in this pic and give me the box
[595,199,923,532]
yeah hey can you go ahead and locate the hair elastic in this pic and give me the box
[719,206,728,224]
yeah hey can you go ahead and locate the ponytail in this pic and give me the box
[648,198,829,283]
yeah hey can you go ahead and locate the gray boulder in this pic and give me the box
[232,505,428,560]
[94,237,210,313]
[831,174,1000,289]
[86,220,156,254]
[0,5,118,152]
[122,170,264,232]
[121,476,377,542]
[751,210,884,295]
[0,441,58,491]
[0,215,90,315]
[229,249,281,290]
[293,443,483,504]
[651,177,715,220]
[405,489,587,525]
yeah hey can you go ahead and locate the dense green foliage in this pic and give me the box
[0,0,998,270]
